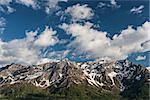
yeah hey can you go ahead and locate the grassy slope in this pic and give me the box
[0,82,121,100]
[0,82,149,100]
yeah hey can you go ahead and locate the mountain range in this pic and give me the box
[0,59,149,100]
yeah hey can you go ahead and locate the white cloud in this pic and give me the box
[45,0,59,14]
[16,0,39,9]
[34,26,58,47]
[0,0,40,13]
[0,0,15,13]
[48,50,70,60]
[0,17,6,27]
[136,55,146,61]
[0,31,39,65]
[0,6,5,12]
[0,0,12,5]
[97,2,106,8]
[109,0,120,8]
[45,0,59,8]
[36,58,59,65]
[7,6,16,13]
[0,28,5,34]
[0,27,59,66]
[0,17,6,34]
[110,0,117,6]
[60,21,150,60]
[130,5,144,14]
[0,0,68,14]
[112,22,150,54]
[141,40,150,52]
[97,1,120,9]
[45,0,68,14]
[64,4,94,21]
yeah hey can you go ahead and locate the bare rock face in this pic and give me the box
[0,59,149,93]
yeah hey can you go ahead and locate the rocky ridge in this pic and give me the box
[0,59,149,93]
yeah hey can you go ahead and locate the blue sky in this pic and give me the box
[0,0,149,67]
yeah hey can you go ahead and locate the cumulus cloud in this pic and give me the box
[110,0,120,8]
[0,0,15,13]
[34,26,58,47]
[0,0,69,14]
[60,21,150,60]
[0,17,6,34]
[0,27,59,66]
[45,0,60,14]
[130,5,144,14]
[60,22,115,58]
[97,2,106,8]
[48,50,70,60]
[112,22,150,53]
[6,6,16,13]
[97,0,120,9]
[110,0,117,6]
[45,0,68,14]
[141,40,150,52]
[0,31,39,65]
[0,0,12,5]
[16,0,39,9]
[136,55,146,61]
[64,4,94,21]
[0,0,40,13]
[37,58,59,65]
[0,17,6,27]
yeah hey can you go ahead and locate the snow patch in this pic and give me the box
[26,72,43,80]
[146,66,150,72]
[108,71,117,85]
[135,75,141,80]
